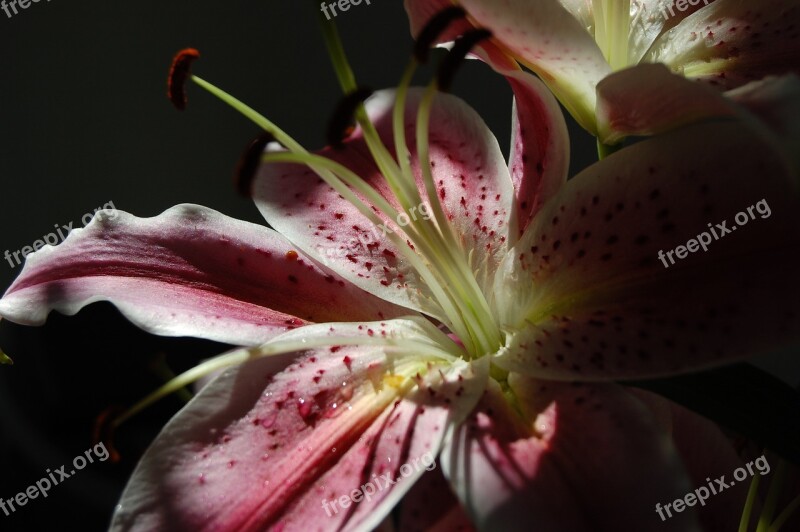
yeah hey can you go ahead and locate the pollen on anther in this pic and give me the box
[167,48,201,111]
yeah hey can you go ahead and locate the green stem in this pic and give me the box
[597,139,622,160]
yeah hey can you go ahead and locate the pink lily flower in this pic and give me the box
[405,0,800,143]
[1,42,799,531]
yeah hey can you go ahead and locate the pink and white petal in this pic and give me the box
[458,0,611,133]
[253,88,514,312]
[111,319,488,532]
[404,3,570,238]
[403,0,524,78]
[495,120,800,380]
[628,0,722,64]
[596,63,738,144]
[506,70,570,235]
[395,90,515,277]
[441,377,700,531]
[646,0,800,91]
[630,389,752,531]
[0,204,405,346]
[404,0,473,43]
[398,466,475,532]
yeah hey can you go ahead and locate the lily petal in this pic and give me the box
[631,389,752,531]
[506,70,570,235]
[495,120,800,379]
[0,204,404,346]
[253,89,514,314]
[596,64,738,144]
[456,0,611,133]
[111,319,488,531]
[441,376,699,531]
[646,0,800,90]
[403,0,474,44]
[628,0,719,64]
[597,69,800,148]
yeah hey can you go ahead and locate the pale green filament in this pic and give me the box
[192,11,510,358]
[149,353,193,404]
[114,331,458,427]
[757,459,789,532]
[740,472,762,532]
[191,76,305,153]
[312,15,505,356]
[592,0,631,70]
[314,6,426,219]
[740,454,800,532]
[769,494,800,532]
[190,72,486,354]
[259,151,473,346]
[389,62,500,355]
[415,83,503,354]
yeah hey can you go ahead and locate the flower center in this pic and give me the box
[175,12,506,360]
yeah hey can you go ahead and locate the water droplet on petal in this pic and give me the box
[298,398,313,419]
[261,411,279,428]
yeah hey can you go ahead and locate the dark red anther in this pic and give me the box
[168,48,201,110]
[327,87,374,150]
[437,29,493,92]
[234,131,276,197]
[92,405,124,463]
[414,6,467,63]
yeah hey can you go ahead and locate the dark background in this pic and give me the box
[0,1,795,530]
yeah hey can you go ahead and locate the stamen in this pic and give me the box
[108,328,457,426]
[757,458,790,531]
[437,29,493,92]
[414,83,501,355]
[167,48,201,110]
[235,132,277,196]
[327,87,374,150]
[388,64,485,354]
[260,151,474,346]
[92,406,124,463]
[414,6,467,63]
[739,466,761,531]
